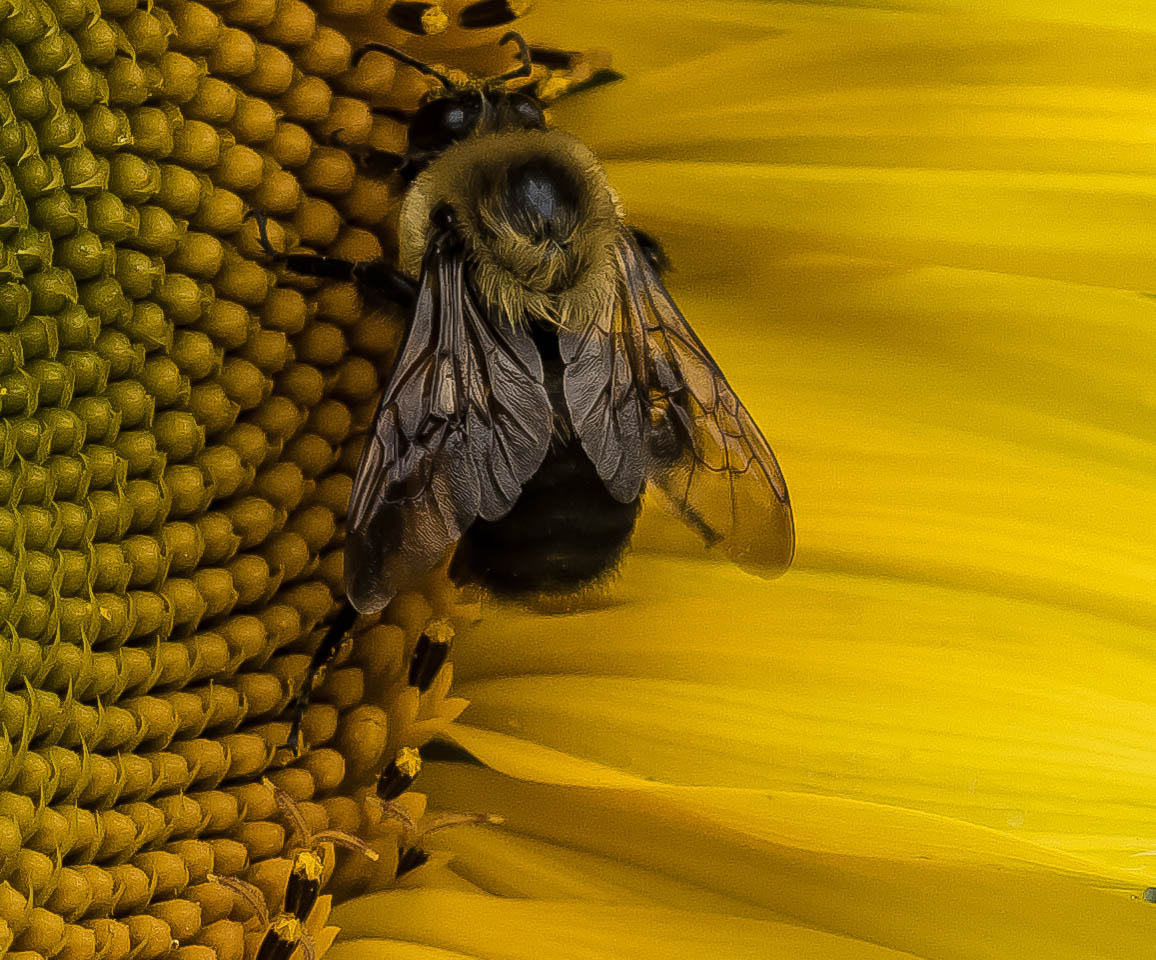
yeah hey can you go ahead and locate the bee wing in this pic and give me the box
[556,266,648,505]
[344,244,553,614]
[560,233,794,575]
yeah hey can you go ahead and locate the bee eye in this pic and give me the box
[409,94,482,152]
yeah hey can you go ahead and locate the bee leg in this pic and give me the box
[247,210,417,306]
[285,600,359,755]
[324,128,406,179]
[351,260,418,311]
[281,252,418,311]
[630,228,671,276]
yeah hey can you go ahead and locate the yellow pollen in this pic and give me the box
[538,78,569,102]
[395,746,422,778]
[294,849,324,881]
[425,618,455,645]
[271,914,304,941]
[422,5,449,34]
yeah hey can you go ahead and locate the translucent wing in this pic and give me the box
[556,265,648,504]
[344,241,552,613]
[564,232,794,574]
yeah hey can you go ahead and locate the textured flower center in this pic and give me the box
[0,0,608,955]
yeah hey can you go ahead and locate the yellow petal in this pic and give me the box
[333,890,922,960]
[544,13,1156,289]
[332,763,1156,959]
[451,556,1156,872]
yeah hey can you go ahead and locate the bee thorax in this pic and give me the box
[502,157,582,242]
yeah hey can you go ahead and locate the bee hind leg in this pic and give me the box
[285,600,359,755]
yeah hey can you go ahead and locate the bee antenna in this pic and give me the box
[354,42,455,91]
[495,31,533,83]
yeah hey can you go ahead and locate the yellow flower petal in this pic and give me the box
[334,892,924,959]
[430,0,1156,904]
[547,14,1156,289]
[333,762,1156,959]
[450,559,1156,874]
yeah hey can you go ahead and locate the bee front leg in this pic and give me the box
[280,255,417,312]
[322,128,406,179]
[247,210,417,310]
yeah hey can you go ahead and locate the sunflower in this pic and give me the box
[326,2,1156,958]
[6,0,1156,958]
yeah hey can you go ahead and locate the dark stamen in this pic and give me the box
[386,1,448,35]
[256,916,307,960]
[527,45,577,70]
[458,0,526,29]
[244,209,278,257]
[283,849,324,920]
[408,620,453,692]
[377,746,422,803]
[395,846,430,878]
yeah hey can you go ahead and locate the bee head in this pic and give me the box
[355,33,546,158]
[406,89,545,154]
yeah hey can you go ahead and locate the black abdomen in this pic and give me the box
[448,322,641,597]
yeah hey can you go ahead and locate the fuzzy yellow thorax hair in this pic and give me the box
[398,128,625,331]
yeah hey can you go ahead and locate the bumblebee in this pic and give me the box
[273,35,794,751]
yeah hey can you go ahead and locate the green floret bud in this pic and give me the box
[0,119,33,165]
[108,152,162,204]
[87,190,139,241]
[113,247,163,299]
[29,188,85,236]
[57,61,106,110]
[24,29,79,75]
[185,75,238,125]
[14,154,64,198]
[155,272,212,324]
[122,300,172,352]
[60,146,109,194]
[3,0,51,46]
[10,77,52,122]
[13,226,53,272]
[55,229,115,278]
[0,251,22,283]
[157,51,204,104]
[0,40,29,85]
[106,57,150,108]
[170,117,220,168]
[82,104,133,153]
[35,107,85,153]
[43,0,95,31]
[129,105,178,158]
[0,282,31,327]
[56,302,98,349]
[128,204,181,255]
[122,8,172,60]
[27,266,79,313]
[74,17,117,65]
[79,275,131,325]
